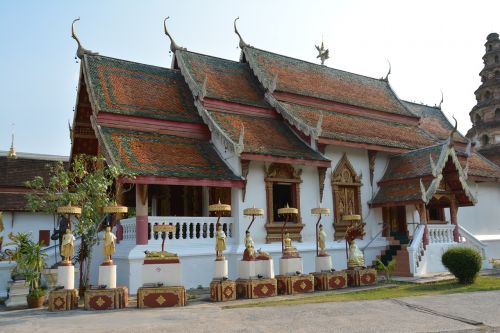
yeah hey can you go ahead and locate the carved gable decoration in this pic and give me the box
[265,163,302,181]
[331,153,363,240]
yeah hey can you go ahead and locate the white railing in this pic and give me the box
[427,224,456,244]
[458,225,488,258]
[408,224,426,275]
[119,216,235,244]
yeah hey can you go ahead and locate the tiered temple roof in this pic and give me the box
[68,28,499,187]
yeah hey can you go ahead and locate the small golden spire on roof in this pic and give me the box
[8,123,16,158]
[315,39,330,65]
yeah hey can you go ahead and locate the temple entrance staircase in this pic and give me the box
[375,232,413,277]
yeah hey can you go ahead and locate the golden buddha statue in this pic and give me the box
[283,232,300,258]
[242,230,255,261]
[318,224,327,256]
[102,226,117,263]
[347,239,365,268]
[61,229,75,263]
[215,225,226,259]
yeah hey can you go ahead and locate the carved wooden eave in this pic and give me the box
[419,144,477,205]
[176,53,244,156]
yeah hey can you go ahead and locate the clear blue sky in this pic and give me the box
[1,0,499,156]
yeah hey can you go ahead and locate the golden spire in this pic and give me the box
[8,123,16,158]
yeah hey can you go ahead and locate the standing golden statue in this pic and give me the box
[242,230,255,261]
[318,224,327,256]
[103,226,117,263]
[215,225,227,259]
[61,229,75,263]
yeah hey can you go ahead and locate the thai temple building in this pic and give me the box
[50,20,500,292]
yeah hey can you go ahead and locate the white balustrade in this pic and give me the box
[458,225,487,258]
[427,224,456,244]
[408,224,426,275]
[119,216,235,244]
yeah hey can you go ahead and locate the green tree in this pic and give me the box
[26,154,128,291]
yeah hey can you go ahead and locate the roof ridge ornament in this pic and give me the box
[164,17,186,53]
[268,73,278,93]
[448,116,458,147]
[384,60,391,81]
[438,90,444,109]
[429,154,437,177]
[71,18,98,60]
[234,17,249,49]
[8,123,16,158]
[463,138,472,180]
[315,40,330,65]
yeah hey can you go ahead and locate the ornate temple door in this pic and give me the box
[382,206,407,237]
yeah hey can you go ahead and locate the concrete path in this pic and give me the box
[1,290,499,333]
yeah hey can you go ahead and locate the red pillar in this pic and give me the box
[450,196,459,242]
[135,184,149,245]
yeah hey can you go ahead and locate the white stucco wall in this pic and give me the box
[458,182,500,236]
[1,212,57,250]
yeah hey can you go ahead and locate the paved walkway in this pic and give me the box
[1,290,499,333]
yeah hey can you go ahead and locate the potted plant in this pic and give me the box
[7,232,47,308]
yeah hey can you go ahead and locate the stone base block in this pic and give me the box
[279,257,303,276]
[255,259,274,278]
[315,255,333,272]
[213,259,228,279]
[98,264,116,289]
[275,274,314,295]
[312,271,348,291]
[57,264,75,290]
[142,262,182,287]
[238,260,256,279]
[209,279,236,302]
[137,286,186,308]
[5,280,29,308]
[345,268,377,287]
[235,278,277,299]
[48,289,79,311]
[84,286,128,311]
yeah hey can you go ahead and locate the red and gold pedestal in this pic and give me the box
[210,279,236,302]
[48,289,79,311]
[137,286,186,308]
[345,268,377,287]
[312,271,348,291]
[275,274,314,295]
[84,286,129,311]
[235,278,277,299]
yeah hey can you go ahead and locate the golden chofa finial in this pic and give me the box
[8,123,16,158]
[71,18,98,60]
[234,17,249,49]
[164,17,186,53]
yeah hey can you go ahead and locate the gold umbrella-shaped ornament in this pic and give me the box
[311,205,330,256]
[209,200,231,260]
[277,204,298,255]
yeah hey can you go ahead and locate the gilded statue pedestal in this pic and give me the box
[312,271,348,291]
[48,288,79,311]
[275,274,314,295]
[210,279,236,302]
[84,286,128,311]
[345,268,377,287]
[235,278,277,299]
[137,286,186,308]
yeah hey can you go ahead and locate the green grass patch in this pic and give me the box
[223,276,500,309]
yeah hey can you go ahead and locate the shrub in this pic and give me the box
[442,247,482,284]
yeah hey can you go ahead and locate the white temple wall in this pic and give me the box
[1,212,57,250]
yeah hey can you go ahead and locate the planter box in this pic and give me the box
[48,289,79,311]
[312,271,348,291]
[84,287,128,311]
[345,268,377,287]
[236,278,277,299]
[209,279,236,302]
[137,286,185,308]
[275,274,314,295]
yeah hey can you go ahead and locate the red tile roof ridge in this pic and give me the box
[83,53,174,72]
[244,46,385,83]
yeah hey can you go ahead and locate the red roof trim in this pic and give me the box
[203,98,276,118]
[370,199,423,208]
[317,138,409,153]
[273,91,420,126]
[119,175,244,188]
[240,153,331,167]
[96,112,210,140]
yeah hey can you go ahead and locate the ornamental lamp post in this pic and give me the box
[311,206,330,257]
[277,204,298,255]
